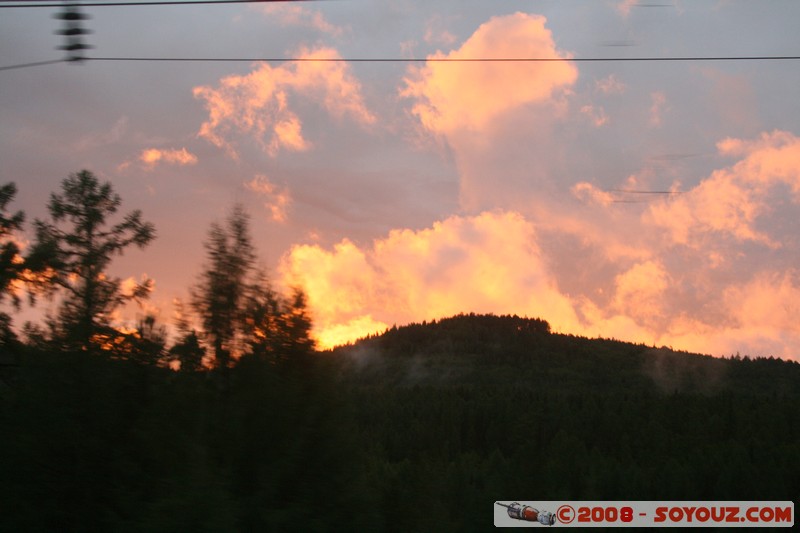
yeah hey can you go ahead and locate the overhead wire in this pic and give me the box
[607,189,685,194]
[0,0,322,8]
[2,0,799,70]
[83,55,800,63]
[3,54,799,72]
[607,189,686,204]
[0,58,66,71]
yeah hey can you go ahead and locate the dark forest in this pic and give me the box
[1,175,798,531]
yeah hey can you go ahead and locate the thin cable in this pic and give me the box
[608,189,685,194]
[0,58,65,71]
[84,55,800,63]
[0,0,321,8]
[3,56,797,71]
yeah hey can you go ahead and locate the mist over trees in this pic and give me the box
[1,172,798,531]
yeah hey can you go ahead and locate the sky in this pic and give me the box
[2,0,800,359]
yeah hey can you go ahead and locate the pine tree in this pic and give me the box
[191,205,315,367]
[191,204,256,368]
[0,183,26,350]
[26,170,155,352]
[0,183,25,307]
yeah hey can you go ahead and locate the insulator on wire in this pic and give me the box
[54,2,93,63]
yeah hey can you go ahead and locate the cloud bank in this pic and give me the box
[402,12,578,211]
[280,129,800,359]
[281,211,579,349]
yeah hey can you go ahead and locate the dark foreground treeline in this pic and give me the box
[1,349,368,532]
[2,314,800,532]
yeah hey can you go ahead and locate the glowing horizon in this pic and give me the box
[3,3,800,361]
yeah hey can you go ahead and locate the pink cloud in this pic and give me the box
[401,13,578,211]
[571,182,615,207]
[193,47,375,158]
[280,211,581,349]
[401,12,577,136]
[139,147,198,168]
[647,130,800,247]
[595,74,626,95]
[581,104,609,127]
[245,175,292,223]
[612,260,671,330]
[616,0,638,17]
[423,14,457,46]
[276,129,800,361]
[261,4,344,37]
[649,91,667,127]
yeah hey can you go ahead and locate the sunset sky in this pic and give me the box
[2,0,800,359]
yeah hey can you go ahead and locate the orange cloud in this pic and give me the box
[401,13,578,212]
[281,211,581,349]
[278,208,800,360]
[276,128,800,361]
[261,4,344,36]
[717,130,800,196]
[401,12,577,136]
[139,147,197,168]
[423,14,457,46]
[245,175,291,223]
[647,130,800,247]
[312,315,389,351]
[595,74,626,95]
[571,182,615,207]
[663,272,800,360]
[269,115,308,155]
[119,276,140,297]
[613,260,671,330]
[193,47,375,157]
[724,271,800,333]
[276,208,662,350]
[581,104,609,127]
[649,91,667,127]
[616,0,638,17]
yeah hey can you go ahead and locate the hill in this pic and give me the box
[333,313,800,395]
[330,314,799,530]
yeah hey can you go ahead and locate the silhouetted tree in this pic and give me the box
[274,287,315,357]
[169,330,206,372]
[0,183,25,350]
[0,183,25,306]
[191,204,255,368]
[241,270,281,359]
[242,277,314,360]
[120,314,168,365]
[26,170,155,352]
[168,299,206,371]
[191,205,316,367]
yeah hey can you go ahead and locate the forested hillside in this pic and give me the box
[2,313,798,532]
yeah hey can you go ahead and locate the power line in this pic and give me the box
[607,188,685,204]
[4,54,799,72]
[0,58,64,71]
[85,55,800,63]
[0,0,320,8]
[607,189,685,194]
